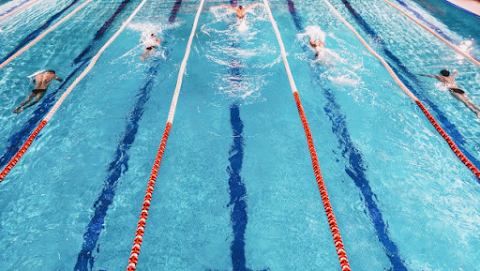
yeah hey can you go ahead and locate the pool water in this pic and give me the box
[1,0,480,270]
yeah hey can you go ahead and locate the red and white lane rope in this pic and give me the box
[126,0,205,270]
[262,0,351,270]
[384,0,480,68]
[323,0,480,180]
[0,0,150,182]
[0,0,41,22]
[0,0,91,70]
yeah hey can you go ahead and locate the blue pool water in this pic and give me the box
[1,0,480,270]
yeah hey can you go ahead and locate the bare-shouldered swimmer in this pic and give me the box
[13,70,63,114]
[140,33,166,61]
[420,69,480,119]
[309,37,325,60]
[219,3,262,19]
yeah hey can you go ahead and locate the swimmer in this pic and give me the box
[420,69,480,119]
[219,3,262,19]
[13,70,63,114]
[309,37,325,60]
[140,33,165,61]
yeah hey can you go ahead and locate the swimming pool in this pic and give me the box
[1,0,480,270]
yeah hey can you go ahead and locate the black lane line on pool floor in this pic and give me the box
[0,0,83,64]
[225,3,249,271]
[224,59,267,271]
[339,0,480,178]
[73,1,183,270]
[226,100,250,271]
[286,1,409,270]
[0,0,134,170]
[208,1,268,270]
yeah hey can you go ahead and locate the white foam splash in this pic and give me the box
[297,25,326,43]
[327,74,359,86]
[238,20,248,33]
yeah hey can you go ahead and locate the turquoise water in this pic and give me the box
[1,0,480,270]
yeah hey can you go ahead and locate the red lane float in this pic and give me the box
[126,0,206,269]
[324,0,480,180]
[416,101,480,178]
[127,122,171,271]
[262,0,351,269]
[0,120,47,181]
[294,92,351,271]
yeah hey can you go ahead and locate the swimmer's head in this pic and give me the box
[46,70,55,74]
[150,33,155,37]
[238,5,243,9]
[440,69,450,76]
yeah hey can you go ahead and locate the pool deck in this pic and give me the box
[446,0,480,16]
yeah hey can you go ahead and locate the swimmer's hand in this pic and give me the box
[13,107,23,114]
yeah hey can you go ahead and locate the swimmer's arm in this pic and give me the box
[452,71,459,77]
[55,75,63,82]
[245,3,262,10]
[219,4,235,11]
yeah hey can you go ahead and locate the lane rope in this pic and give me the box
[285,0,409,269]
[0,0,41,21]
[384,0,480,67]
[0,0,150,182]
[262,0,351,270]
[126,0,206,270]
[322,0,480,180]
[0,0,92,70]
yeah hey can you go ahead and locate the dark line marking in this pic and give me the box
[73,0,132,64]
[168,0,183,23]
[226,16,250,270]
[209,2,268,269]
[227,101,248,271]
